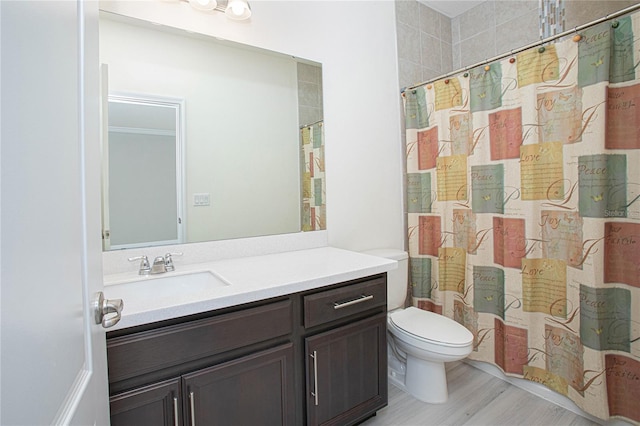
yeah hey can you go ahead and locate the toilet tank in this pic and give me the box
[362,249,408,311]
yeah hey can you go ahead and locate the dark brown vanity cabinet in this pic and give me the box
[106,274,388,426]
[303,276,388,426]
[107,299,295,425]
[109,344,294,426]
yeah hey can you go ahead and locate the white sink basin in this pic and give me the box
[104,271,231,310]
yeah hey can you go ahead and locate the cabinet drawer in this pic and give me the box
[108,299,292,384]
[304,275,386,328]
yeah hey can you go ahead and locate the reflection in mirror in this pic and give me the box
[104,95,184,250]
[99,11,324,251]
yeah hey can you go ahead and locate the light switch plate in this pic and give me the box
[193,193,210,206]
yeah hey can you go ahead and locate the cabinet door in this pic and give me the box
[110,377,181,426]
[183,343,295,425]
[306,313,387,426]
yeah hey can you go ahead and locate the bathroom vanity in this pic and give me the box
[104,247,394,426]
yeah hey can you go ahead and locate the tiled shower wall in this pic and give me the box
[395,1,453,89]
[297,62,324,127]
[563,1,640,33]
[396,0,640,90]
[451,1,539,69]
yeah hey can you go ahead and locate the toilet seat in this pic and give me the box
[389,307,473,347]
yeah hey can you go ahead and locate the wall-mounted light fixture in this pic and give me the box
[183,0,251,20]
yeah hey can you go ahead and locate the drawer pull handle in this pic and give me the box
[173,397,179,426]
[189,391,196,426]
[310,351,319,406]
[333,294,374,310]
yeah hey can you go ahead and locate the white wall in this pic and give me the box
[100,0,405,256]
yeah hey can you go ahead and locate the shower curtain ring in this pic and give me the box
[572,27,582,42]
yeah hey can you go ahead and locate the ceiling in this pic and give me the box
[418,0,487,18]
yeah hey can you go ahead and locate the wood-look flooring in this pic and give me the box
[361,361,601,426]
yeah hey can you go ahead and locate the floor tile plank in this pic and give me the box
[362,362,600,426]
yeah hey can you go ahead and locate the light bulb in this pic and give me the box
[189,0,217,11]
[226,0,251,20]
[231,3,244,16]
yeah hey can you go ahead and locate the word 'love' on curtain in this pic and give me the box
[404,11,640,425]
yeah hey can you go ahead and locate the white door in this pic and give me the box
[1,1,111,425]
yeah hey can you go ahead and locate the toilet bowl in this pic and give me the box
[363,249,474,404]
[388,306,473,403]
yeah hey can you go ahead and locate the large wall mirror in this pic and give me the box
[99,10,324,251]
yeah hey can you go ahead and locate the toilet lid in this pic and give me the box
[389,307,473,347]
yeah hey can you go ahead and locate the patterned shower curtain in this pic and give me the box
[301,121,326,231]
[404,11,639,425]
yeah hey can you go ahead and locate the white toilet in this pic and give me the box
[364,249,474,404]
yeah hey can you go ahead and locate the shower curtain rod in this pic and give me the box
[300,119,323,128]
[402,2,640,93]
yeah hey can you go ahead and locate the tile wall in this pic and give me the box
[451,1,539,69]
[297,62,324,127]
[396,0,640,89]
[395,0,453,89]
[564,0,639,31]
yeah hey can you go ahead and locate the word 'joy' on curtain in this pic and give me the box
[404,11,640,425]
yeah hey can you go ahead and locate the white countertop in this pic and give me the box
[103,247,397,331]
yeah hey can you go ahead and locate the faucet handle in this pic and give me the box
[164,252,183,272]
[128,255,150,275]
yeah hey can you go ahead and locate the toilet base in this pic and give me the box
[387,345,408,393]
[405,355,448,404]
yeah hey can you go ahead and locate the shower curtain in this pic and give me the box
[404,12,640,425]
[301,121,326,231]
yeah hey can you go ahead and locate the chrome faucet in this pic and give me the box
[128,252,182,275]
[150,252,183,274]
[128,255,151,275]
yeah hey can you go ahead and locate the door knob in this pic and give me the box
[93,291,124,329]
